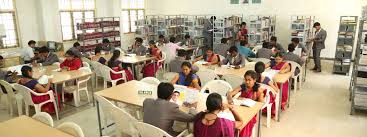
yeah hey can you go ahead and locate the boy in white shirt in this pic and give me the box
[23,40,36,63]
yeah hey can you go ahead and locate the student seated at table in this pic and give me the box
[171,62,201,90]
[102,38,115,54]
[270,36,285,54]
[68,42,83,58]
[227,70,264,137]
[91,46,107,65]
[255,61,279,116]
[22,40,36,64]
[34,46,60,66]
[162,37,182,63]
[18,65,59,114]
[142,40,162,77]
[181,34,196,47]
[194,92,243,137]
[143,82,196,136]
[0,55,17,83]
[193,48,219,65]
[256,41,273,59]
[129,37,147,56]
[237,40,255,58]
[284,44,304,76]
[291,37,308,57]
[157,35,167,48]
[60,50,82,71]
[214,38,230,57]
[107,50,134,84]
[266,52,291,110]
[221,46,247,69]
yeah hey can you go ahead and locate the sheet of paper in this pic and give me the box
[7,65,30,75]
[240,99,256,107]
[217,111,235,121]
[262,69,279,79]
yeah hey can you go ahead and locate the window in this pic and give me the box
[121,0,145,33]
[58,0,95,41]
[0,0,18,48]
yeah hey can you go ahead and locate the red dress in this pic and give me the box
[271,62,288,110]
[143,48,162,77]
[205,54,218,63]
[109,60,134,85]
[239,85,257,137]
[60,58,82,70]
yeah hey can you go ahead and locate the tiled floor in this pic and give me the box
[0,60,366,137]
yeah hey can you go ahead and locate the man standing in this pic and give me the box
[311,22,327,72]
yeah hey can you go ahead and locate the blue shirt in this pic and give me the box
[236,45,255,57]
[177,72,198,86]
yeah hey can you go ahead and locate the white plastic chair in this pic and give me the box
[287,61,302,93]
[111,106,139,137]
[218,54,225,62]
[57,122,84,137]
[90,61,104,89]
[196,69,219,86]
[14,84,59,120]
[140,77,160,85]
[62,67,92,106]
[200,80,233,96]
[159,52,167,72]
[95,94,117,131]
[260,83,279,127]
[252,45,262,54]
[135,122,188,137]
[100,65,127,88]
[254,58,271,64]
[32,112,54,127]
[82,62,90,68]
[162,72,178,82]
[221,74,243,89]
[0,80,23,116]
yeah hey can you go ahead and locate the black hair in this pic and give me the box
[108,50,121,68]
[262,41,269,49]
[181,62,194,86]
[313,22,320,27]
[221,38,228,44]
[229,46,238,53]
[28,40,36,46]
[270,36,277,42]
[177,49,187,57]
[206,47,213,52]
[255,62,265,83]
[95,46,103,54]
[148,40,156,45]
[274,52,284,58]
[288,43,296,52]
[291,38,300,44]
[206,93,223,113]
[173,91,180,94]
[169,37,176,43]
[240,40,248,46]
[38,46,50,53]
[241,22,247,26]
[102,38,110,44]
[65,50,76,57]
[158,35,165,39]
[135,37,143,43]
[0,55,3,60]
[73,42,80,47]
[244,70,260,92]
[21,65,33,79]
[184,34,190,39]
[157,82,174,100]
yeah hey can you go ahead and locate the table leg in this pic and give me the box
[96,100,102,137]
[277,83,283,122]
[54,83,61,120]
[131,63,137,80]
[288,79,291,108]
[257,110,261,137]
[92,73,96,107]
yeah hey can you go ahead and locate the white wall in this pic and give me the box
[146,0,362,58]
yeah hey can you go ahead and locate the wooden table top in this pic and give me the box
[101,54,155,64]
[195,62,291,83]
[0,116,74,137]
[95,80,264,128]
[3,64,92,84]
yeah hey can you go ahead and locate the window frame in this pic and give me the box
[0,0,20,49]
[59,10,95,41]
[121,0,145,34]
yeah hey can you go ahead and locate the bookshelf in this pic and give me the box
[290,16,315,45]
[333,16,358,75]
[76,17,121,52]
[213,15,243,48]
[246,15,276,45]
